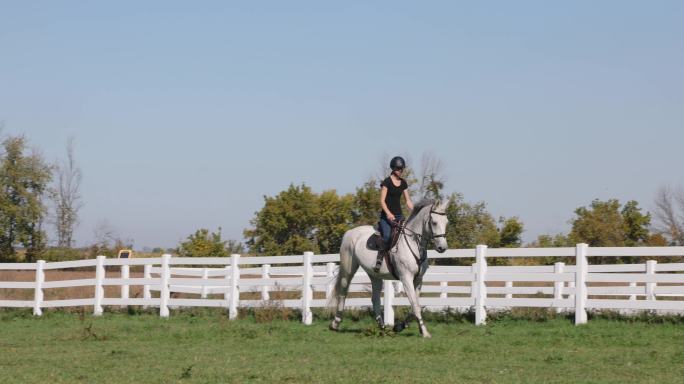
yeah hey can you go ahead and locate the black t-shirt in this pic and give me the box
[380,176,408,217]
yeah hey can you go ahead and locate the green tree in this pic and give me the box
[525,233,573,265]
[244,184,320,255]
[498,217,524,248]
[441,193,502,265]
[570,199,655,263]
[0,136,52,262]
[315,190,354,254]
[530,233,571,248]
[177,228,229,257]
[569,199,652,247]
[569,199,625,247]
[445,193,500,249]
[352,178,381,226]
[621,200,651,246]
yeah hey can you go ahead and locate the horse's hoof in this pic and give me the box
[393,322,406,333]
[329,323,339,332]
[422,332,432,339]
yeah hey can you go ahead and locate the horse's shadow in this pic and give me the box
[334,328,364,334]
[330,326,420,337]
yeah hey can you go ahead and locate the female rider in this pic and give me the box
[379,156,414,247]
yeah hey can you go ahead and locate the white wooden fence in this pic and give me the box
[2,245,684,325]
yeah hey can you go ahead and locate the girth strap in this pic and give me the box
[373,249,400,280]
[384,251,400,280]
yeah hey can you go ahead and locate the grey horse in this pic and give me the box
[328,199,449,338]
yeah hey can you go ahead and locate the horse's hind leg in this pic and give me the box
[329,259,359,331]
[371,277,384,328]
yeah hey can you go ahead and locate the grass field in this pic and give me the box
[1,309,684,384]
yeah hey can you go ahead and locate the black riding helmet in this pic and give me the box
[390,156,405,171]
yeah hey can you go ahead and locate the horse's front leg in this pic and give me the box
[393,276,424,332]
[371,277,384,328]
[398,273,431,338]
[413,260,428,297]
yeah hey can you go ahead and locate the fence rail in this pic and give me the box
[1,245,684,325]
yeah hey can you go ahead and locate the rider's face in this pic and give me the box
[392,168,404,176]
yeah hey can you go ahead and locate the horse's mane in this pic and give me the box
[406,199,436,223]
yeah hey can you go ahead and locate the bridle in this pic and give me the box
[396,203,447,267]
[428,209,447,239]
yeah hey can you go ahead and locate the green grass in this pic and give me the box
[1,309,684,383]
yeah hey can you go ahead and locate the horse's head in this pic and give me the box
[427,200,449,253]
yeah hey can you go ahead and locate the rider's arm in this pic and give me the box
[403,188,414,212]
[380,186,395,221]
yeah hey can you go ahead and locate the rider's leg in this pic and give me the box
[379,215,392,247]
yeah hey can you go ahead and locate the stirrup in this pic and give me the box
[373,251,384,273]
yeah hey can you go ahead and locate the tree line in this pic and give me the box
[238,154,683,265]
[2,132,684,263]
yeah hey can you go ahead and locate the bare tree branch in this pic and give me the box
[93,219,117,248]
[674,186,684,229]
[654,185,684,245]
[418,151,446,200]
[53,136,83,248]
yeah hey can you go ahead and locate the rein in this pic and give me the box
[395,205,447,268]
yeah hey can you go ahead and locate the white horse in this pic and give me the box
[328,199,449,338]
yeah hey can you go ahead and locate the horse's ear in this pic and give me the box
[439,199,449,211]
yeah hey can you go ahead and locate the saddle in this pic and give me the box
[369,219,404,278]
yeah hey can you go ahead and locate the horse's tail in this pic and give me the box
[326,230,355,313]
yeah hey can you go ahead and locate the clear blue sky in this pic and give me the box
[1,1,683,249]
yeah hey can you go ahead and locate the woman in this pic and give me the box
[379,156,414,247]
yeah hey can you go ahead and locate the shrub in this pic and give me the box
[40,247,86,262]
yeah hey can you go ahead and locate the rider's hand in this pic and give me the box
[387,214,396,223]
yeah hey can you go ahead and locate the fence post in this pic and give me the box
[505,281,513,300]
[143,264,151,309]
[629,282,637,301]
[554,262,565,313]
[261,264,270,301]
[440,281,448,299]
[121,264,130,308]
[33,260,45,316]
[94,255,106,316]
[228,254,240,320]
[200,268,209,299]
[301,252,313,325]
[224,264,231,313]
[474,245,488,325]
[325,262,335,301]
[574,243,588,325]
[159,254,171,318]
[568,281,576,302]
[646,260,657,301]
[383,279,395,326]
